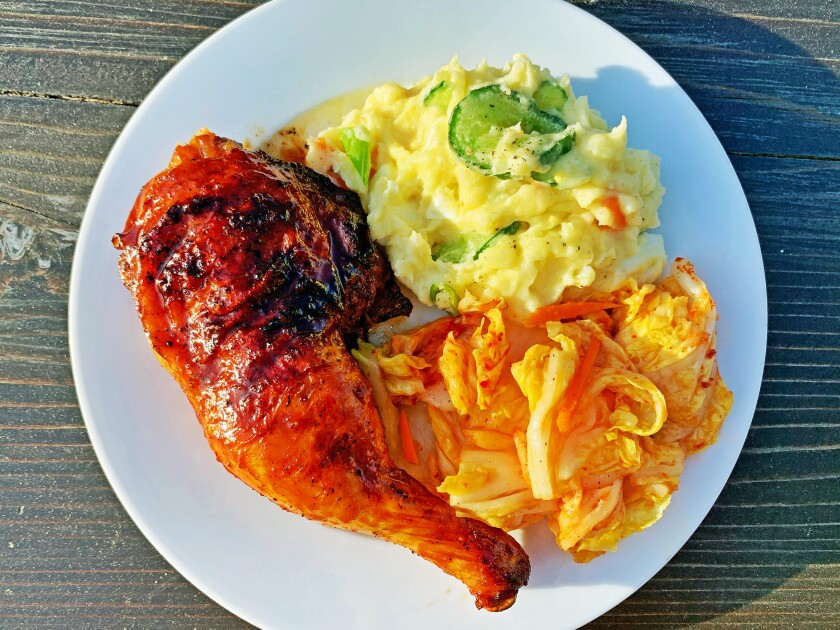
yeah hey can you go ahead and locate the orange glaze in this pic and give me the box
[113,132,530,611]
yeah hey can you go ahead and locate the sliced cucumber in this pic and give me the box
[423,80,449,108]
[533,80,568,114]
[448,84,572,177]
[537,130,575,166]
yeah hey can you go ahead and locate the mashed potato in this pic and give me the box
[306,55,666,317]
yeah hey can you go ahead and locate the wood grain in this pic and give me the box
[0,0,838,628]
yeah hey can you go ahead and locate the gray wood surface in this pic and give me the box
[1,0,838,627]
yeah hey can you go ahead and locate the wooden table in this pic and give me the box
[2,1,838,627]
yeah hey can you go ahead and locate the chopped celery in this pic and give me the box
[339,126,372,188]
[431,238,468,263]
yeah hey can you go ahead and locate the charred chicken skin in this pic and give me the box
[113,133,529,611]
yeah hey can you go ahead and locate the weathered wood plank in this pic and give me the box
[0,95,132,224]
[586,1,840,61]
[0,2,837,160]
[688,0,840,22]
[0,51,169,105]
[0,102,840,622]
[0,0,262,25]
[0,0,260,103]
[0,0,838,628]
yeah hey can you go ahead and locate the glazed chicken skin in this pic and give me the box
[113,133,529,611]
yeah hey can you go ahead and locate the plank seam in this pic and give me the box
[0,198,78,230]
[0,89,138,108]
[728,151,840,163]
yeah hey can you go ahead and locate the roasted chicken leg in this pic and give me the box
[113,133,530,611]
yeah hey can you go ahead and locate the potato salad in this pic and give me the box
[306,54,666,317]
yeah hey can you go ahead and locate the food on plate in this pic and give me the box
[295,56,733,560]
[112,132,530,611]
[115,49,734,608]
[306,54,666,318]
[357,259,733,561]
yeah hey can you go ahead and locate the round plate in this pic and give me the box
[69,0,767,627]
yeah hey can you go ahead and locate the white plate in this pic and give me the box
[69,0,767,627]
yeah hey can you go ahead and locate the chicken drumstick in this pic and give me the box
[113,133,530,611]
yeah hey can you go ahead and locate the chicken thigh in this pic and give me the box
[113,132,530,611]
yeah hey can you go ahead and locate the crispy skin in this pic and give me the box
[113,133,529,611]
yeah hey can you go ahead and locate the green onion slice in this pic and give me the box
[429,283,459,315]
[474,221,522,260]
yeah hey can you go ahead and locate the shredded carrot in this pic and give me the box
[600,194,627,230]
[557,337,601,431]
[399,409,420,465]
[523,301,620,327]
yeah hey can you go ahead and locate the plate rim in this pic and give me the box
[68,0,768,627]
